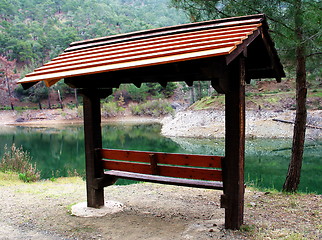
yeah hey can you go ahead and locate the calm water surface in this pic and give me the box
[0,124,321,194]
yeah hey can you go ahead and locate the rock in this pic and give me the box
[171,102,182,110]
[161,109,322,139]
[15,118,25,122]
[71,200,124,217]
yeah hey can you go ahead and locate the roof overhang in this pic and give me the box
[18,14,285,90]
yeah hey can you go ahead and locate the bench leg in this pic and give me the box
[87,184,104,208]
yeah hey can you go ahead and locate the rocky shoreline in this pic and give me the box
[0,109,321,139]
[162,109,322,139]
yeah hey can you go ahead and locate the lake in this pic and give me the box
[0,123,321,194]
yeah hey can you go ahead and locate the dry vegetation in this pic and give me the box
[190,79,322,111]
[0,144,40,182]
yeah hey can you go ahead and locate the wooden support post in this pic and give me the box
[82,89,105,208]
[223,56,246,229]
[149,154,159,175]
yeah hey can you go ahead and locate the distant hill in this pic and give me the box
[0,0,188,68]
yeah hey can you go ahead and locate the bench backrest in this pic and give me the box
[100,148,223,182]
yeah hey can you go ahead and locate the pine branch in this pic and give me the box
[229,0,295,32]
[306,52,322,58]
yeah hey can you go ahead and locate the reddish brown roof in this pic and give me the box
[18,14,284,88]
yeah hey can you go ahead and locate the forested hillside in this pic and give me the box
[1,0,320,111]
[0,0,189,108]
[0,0,188,67]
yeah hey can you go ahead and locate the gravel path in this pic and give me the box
[0,222,62,240]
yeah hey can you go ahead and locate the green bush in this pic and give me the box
[0,144,40,182]
[130,99,174,117]
[101,102,125,118]
[117,82,177,103]
[76,105,83,118]
[130,104,143,116]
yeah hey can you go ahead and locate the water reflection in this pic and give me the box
[0,124,321,194]
[172,137,322,193]
[0,125,86,178]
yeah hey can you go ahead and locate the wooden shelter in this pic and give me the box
[18,14,284,229]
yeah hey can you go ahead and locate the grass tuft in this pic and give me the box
[239,224,256,233]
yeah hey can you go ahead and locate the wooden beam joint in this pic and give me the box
[185,80,193,87]
[93,176,117,189]
[211,78,227,94]
[159,81,168,88]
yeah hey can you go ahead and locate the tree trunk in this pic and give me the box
[283,0,307,192]
[198,81,202,100]
[58,90,64,109]
[190,85,195,104]
[48,88,51,109]
[5,76,14,110]
[74,89,79,108]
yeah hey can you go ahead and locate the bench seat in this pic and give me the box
[104,170,224,190]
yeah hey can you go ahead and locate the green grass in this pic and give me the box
[310,89,322,98]
[190,96,225,110]
[1,174,84,197]
[0,172,22,186]
[0,105,41,111]
[239,224,256,233]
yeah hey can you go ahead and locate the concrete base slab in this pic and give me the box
[71,200,124,217]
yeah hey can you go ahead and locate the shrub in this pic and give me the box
[130,99,174,117]
[101,102,125,117]
[130,104,143,116]
[76,105,83,118]
[0,144,40,182]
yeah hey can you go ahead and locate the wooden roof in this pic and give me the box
[18,14,284,90]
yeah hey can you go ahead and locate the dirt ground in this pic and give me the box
[0,174,321,240]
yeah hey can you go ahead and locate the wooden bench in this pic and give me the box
[98,148,224,190]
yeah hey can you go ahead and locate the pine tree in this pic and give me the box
[171,0,322,192]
